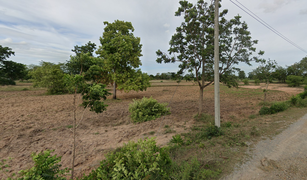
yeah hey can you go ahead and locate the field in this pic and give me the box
[0,80,306,178]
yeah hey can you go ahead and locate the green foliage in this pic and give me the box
[0,45,15,62]
[254,79,260,85]
[238,70,246,80]
[64,74,111,113]
[259,106,271,115]
[0,60,27,82]
[18,150,69,180]
[221,122,232,128]
[171,157,221,179]
[170,134,184,145]
[96,20,147,98]
[243,79,249,85]
[29,62,66,94]
[251,59,277,82]
[83,138,172,180]
[304,85,307,92]
[290,92,307,107]
[204,125,224,139]
[286,75,303,87]
[0,77,16,86]
[259,102,289,115]
[129,97,170,123]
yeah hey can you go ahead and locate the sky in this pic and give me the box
[0,0,307,75]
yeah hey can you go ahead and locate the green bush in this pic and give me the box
[243,79,249,85]
[291,94,307,107]
[254,79,260,85]
[298,91,307,99]
[171,157,221,179]
[83,138,172,180]
[259,106,271,115]
[286,75,303,87]
[304,85,307,92]
[269,102,289,114]
[18,150,69,180]
[129,97,170,123]
[170,134,184,145]
[0,77,16,86]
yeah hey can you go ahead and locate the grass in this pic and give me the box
[168,106,307,179]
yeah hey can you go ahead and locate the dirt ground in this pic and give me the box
[0,82,303,178]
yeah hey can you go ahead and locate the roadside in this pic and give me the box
[223,112,307,179]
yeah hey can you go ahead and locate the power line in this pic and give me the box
[229,0,307,54]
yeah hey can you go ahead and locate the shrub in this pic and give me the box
[0,77,16,86]
[286,75,303,87]
[298,91,307,99]
[83,138,172,180]
[290,95,300,105]
[204,124,224,139]
[291,95,307,107]
[129,96,170,123]
[259,106,271,115]
[304,85,307,92]
[254,79,260,85]
[171,157,221,179]
[269,102,289,114]
[18,150,69,180]
[170,134,184,145]
[243,79,249,85]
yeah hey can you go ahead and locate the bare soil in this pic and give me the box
[0,82,303,178]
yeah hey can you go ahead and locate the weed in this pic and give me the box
[66,125,73,128]
[194,113,214,123]
[149,131,155,135]
[170,134,184,145]
[164,125,170,128]
[259,106,271,115]
[248,114,256,119]
[164,128,176,134]
[250,126,260,136]
[221,122,232,128]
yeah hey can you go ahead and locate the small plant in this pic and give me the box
[66,125,73,128]
[254,79,260,85]
[248,114,256,119]
[194,113,214,123]
[243,79,249,85]
[160,81,163,82]
[22,88,29,91]
[259,106,271,115]
[170,134,184,145]
[164,125,170,128]
[18,150,69,180]
[250,126,260,136]
[129,96,170,123]
[149,131,156,135]
[304,85,307,92]
[204,124,224,139]
[83,138,172,179]
[221,122,232,128]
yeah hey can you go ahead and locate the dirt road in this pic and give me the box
[223,113,307,180]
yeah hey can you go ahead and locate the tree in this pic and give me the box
[0,45,15,62]
[253,59,277,103]
[29,61,67,94]
[96,20,149,99]
[156,0,263,114]
[238,70,246,80]
[0,60,27,81]
[272,66,287,83]
[286,75,303,87]
[66,42,97,75]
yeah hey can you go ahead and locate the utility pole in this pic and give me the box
[214,0,220,127]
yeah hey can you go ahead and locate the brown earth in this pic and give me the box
[0,82,303,178]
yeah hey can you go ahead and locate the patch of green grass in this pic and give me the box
[66,125,73,128]
[248,114,256,119]
[164,125,170,128]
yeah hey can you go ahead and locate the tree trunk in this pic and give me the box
[199,86,204,115]
[113,81,117,99]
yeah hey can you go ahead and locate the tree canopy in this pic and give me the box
[0,45,15,62]
[96,20,150,99]
[156,0,263,114]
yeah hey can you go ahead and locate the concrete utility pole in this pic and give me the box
[214,0,220,127]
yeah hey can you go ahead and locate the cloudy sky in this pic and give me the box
[0,0,306,75]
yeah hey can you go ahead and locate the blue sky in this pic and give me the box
[0,0,307,75]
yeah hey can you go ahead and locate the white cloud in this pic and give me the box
[258,0,294,13]
[163,23,170,28]
[300,9,307,15]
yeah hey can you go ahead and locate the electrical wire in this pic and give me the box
[229,0,307,54]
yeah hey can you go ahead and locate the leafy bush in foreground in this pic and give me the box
[18,150,69,180]
[0,77,16,86]
[129,97,170,123]
[83,138,172,180]
[259,106,271,115]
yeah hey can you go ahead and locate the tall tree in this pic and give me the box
[96,20,148,99]
[156,0,263,114]
[272,66,287,83]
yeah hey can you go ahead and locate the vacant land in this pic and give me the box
[0,81,305,178]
